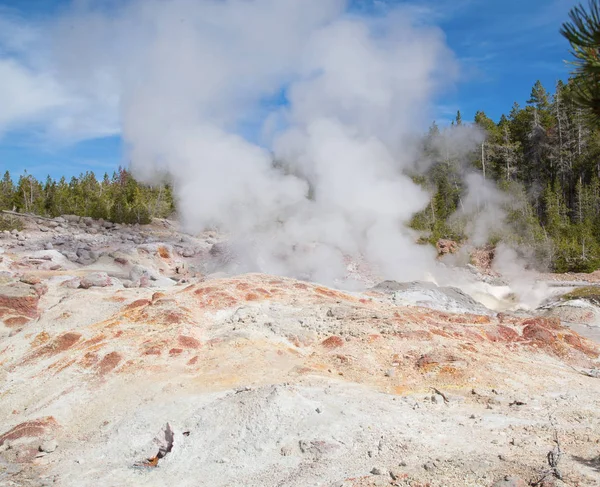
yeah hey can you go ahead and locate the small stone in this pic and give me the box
[280,446,292,456]
[44,243,53,250]
[370,467,382,475]
[39,439,58,453]
[384,368,395,377]
[491,476,528,487]
[315,407,322,414]
[423,461,436,471]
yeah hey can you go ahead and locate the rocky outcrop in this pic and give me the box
[0,281,39,328]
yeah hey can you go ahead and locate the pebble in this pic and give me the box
[39,439,58,453]
[370,467,382,475]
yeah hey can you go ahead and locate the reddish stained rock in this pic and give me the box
[80,352,99,368]
[178,336,201,349]
[31,332,82,360]
[125,299,151,310]
[315,287,336,298]
[321,336,344,349]
[0,417,59,461]
[114,257,128,265]
[245,293,259,301]
[187,356,199,365]
[416,352,464,369]
[563,333,599,357]
[97,351,122,375]
[143,347,162,356]
[151,292,166,302]
[522,324,555,344]
[0,282,39,318]
[169,348,183,356]
[4,316,30,328]
[0,417,58,446]
[485,325,520,343]
[521,317,562,330]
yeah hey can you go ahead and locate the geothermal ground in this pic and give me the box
[1,215,600,487]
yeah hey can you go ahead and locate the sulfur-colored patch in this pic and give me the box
[125,299,151,310]
[157,246,170,259]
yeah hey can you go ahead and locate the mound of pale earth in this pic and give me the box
[1,273,600,486]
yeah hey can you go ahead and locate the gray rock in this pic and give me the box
[373,280,493,316]
[491,476,528,487]
[80,272,111,289]
[39,439,58,453]
[11,229,18,235]
[370,467,382,475]
[44,243,53,250]
[129,265,158,282]
[62,214,81,223]
[182,247,196,258]
[39,226,50,233]
[76,248,90,259]
[53,217,66,223]
[47,221,59,228]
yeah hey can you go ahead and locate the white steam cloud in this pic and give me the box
[12,0,472,285]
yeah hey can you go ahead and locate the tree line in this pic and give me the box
[0,167,175,225]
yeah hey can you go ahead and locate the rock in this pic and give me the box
[370,467,382,475]
[0,417,59,463]
[63,277,81,289]
[53,217,65,223]
[436,239,458,255]
[39,226,50,233]
[47,221,59,228]
[181,247,196,258]
[0,282,39,318]
[20,275,41,285]
[39,439,58,453]
[130,265,157,282]
[79,272,111,289]
[87,227,98,235]
[11,229,18,235]
[492,476,528,487]
[103,221,113,229]
[44,243,53,250]
[81,217,93,226]
[62,215,80,223]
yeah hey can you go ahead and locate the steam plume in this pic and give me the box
[51,0,465,284]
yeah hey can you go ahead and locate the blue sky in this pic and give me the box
[0,0,581,180]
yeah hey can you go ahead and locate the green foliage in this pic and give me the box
[0,215,24,232]
[0,168,175,225]
[560,0,600,119]
[412,75,600,273]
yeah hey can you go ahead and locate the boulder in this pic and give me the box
[79,272,111,289]
[0,417,59,463]
[0,282,39,318]
[62,215,80,223]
